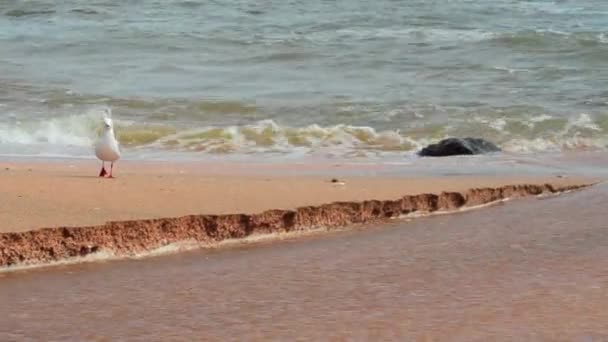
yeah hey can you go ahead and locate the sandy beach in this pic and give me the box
[4,0,608,339]
[0,152,606,341]
[0,159,592,233]
[0,155,596,271]
[1,163,607,340]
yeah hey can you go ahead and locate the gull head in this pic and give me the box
[102,108,114,130]
[102,116,113,129]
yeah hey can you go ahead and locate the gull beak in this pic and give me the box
[103,116,113,129]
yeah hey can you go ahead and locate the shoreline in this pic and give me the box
[1,158,597,232]
[0,158,600,269]
[2,169,605,339]
[0,176,594,269]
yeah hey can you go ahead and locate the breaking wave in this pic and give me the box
[489,30,608,53]
[2,108,608,157]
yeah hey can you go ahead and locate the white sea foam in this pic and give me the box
[2,108,608,158]
[529,114,554,123]
[567,113,602,132]
[0,250,117,274]
[0,107,110,147]
[331,27,494,43]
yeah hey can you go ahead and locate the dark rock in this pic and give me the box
[418,138,500,157]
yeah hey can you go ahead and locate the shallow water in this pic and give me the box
[1,0,608,158]
[2,184,607,340]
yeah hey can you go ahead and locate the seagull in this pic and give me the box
[94,109,121,178]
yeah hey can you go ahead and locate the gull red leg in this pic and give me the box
[108,162,114,178]
[99,162,107,177]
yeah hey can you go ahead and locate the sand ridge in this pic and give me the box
[0,160,591,232]
[0,182,591,268]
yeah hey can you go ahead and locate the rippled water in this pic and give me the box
[1,0,608,158]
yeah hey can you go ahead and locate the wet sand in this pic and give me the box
[1,155,606,339]
[1,182,607,340]
[0,159,592,232]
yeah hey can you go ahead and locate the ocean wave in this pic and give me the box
[38,92,258,117]
[229,27,608,50]
[121,111,608,155]
[490,30,608,50]
[293,27,496,45]
[154,120,420,154]
[70,8,102,16]
[230,26,608,56]
[2,106,608,157]
[513,2,588,16]
[0,110,100,147]
[4,8,55,17]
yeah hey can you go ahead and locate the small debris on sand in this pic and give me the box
[330,178,345,185]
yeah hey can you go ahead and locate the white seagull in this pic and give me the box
[94,109,121,178]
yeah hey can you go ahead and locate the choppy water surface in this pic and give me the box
[1,0,608,158]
